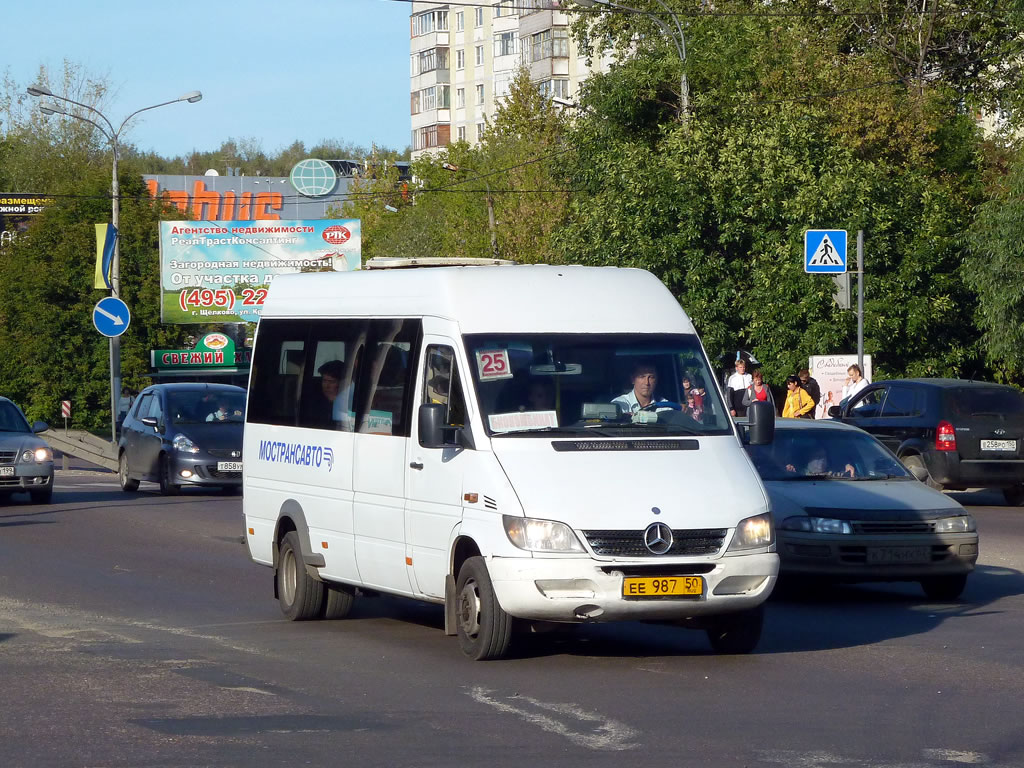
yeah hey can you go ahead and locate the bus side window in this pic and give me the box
[423,345,467,429]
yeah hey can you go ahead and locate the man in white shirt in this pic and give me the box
[725,359,753,416]
[841,363,869,404]
[613,362,670,416]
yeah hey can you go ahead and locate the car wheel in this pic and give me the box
[277,531,325,621]
[119,452,139,492]
[455,556,513,660]
[29,487,53,505]
[1002,484,1024,507]
[920,573,968,601]
[322,583,356,619]
[158,455,180,496]
[705,605,764,654]
[902,455,943,491]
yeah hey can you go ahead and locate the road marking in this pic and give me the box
[922,750,990,764]
[468,686,639,751]
[758,749,995,767]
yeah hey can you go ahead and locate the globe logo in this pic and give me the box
[289,159,337,197]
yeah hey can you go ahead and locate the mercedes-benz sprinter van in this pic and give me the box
[242,262,778,659]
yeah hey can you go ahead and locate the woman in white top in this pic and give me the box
[841,364,869,403]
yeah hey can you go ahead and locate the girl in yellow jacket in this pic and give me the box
[782,375,814,418]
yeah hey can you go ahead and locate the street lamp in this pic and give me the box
[442,163,499,260]
[576,0,689,123]
[27,85,202,443]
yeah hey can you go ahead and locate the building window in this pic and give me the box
[457,126,466,141]
[476,84,485,104]
[531,30,551,61]
[456,87,466,108]
[416,47,448,74]
[423,86,437,111]
[477,122,485,141]
[475,7,484,27]
[456,11,464,31]
[439,85,450,108]
[456,49,465,70]
[411,91,421,114]
[475,45,484,66]
[416,124,440,151]
[413,10,448,36]
[553,27,569,57]
[493,32,516,57]
[493,0,516,17]
[538,78,570,99]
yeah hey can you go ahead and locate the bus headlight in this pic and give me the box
[503,515,585,553]
[727,513,774,552]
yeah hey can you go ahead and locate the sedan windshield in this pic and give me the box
[463,333,731,436]
[746,428,911,481]
[167,390,247,424]
[0,402,31,433]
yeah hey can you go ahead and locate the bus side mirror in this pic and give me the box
[746,400,775,446]
[419,402,468,449]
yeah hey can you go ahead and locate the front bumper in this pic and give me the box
[487,552,778,623]
[779,531,977,581]
[0,464,54,493]
[168,453,242,487]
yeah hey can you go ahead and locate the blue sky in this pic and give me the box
[4,0,412,157]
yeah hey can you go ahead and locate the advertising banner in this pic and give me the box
[159,219,361,324]
[809,354,873,419]
[151,333,241,371]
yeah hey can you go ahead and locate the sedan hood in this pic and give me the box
[764,478,964,520]
[490,436,768,530]
[167,422,243,452]
[0,432,50,453]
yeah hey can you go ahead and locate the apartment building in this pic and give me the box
[410,1,605,158]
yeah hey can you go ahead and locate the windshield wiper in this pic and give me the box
[493,426,608,437]
[786,473,833,481]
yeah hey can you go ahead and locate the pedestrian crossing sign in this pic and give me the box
[805,230,847,273]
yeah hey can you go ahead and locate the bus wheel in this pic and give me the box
[455,557,512,661]
[705,605,764,654]
[277,531,324,621]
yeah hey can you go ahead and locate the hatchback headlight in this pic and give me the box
[172,433,200,454]
[503,515,585,553]
[780,516,853,534]
[21,447,52,463]
[727,513,774,552]
[934,515,976,533]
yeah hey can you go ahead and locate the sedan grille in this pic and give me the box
[0,450,17,464]
[583,528,726,557]
[852,521,936,534]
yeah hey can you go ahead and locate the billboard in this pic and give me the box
[159,219,361,324]
[809,354,873,419]
[1,193,55,246]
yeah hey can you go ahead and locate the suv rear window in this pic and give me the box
[948,387,1024,417]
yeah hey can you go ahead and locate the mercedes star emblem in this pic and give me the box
[644,522,673,555]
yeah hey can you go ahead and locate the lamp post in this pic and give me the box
[27,85,202,443]
[576,0,689,123]
[442,163,499,259]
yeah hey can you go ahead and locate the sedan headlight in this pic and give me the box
[934,515,976,533]
[172,433,200,454]
[727,513,774,552]
[780,516,853,534]
[21,447,52,462]
[503,515,585,553]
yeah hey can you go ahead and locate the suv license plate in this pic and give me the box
[0,466,14,477]
[867,547,930,565]
[217,461,243,472]
[623,576,703,598]
[981,439,1016,451]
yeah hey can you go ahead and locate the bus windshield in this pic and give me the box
[463,333,731,437]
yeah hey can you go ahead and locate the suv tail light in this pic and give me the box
[936,420,957,452]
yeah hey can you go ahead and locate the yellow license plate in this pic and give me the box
[622,576,703,598]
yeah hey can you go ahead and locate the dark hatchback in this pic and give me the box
[830,378,1024,505]
[118,383,245,495]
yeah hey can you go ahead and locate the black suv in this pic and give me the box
[830,378,1024,505]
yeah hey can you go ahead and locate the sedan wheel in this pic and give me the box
[119,453,139,492]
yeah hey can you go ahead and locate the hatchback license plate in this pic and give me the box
[981,439,1016,451]
[867,547,930,565]
[217,461,243,472]
[623,576,703,598]
[0,466,13,477]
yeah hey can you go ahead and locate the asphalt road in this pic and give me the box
[1,474,1022,768]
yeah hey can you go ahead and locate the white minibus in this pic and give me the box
[242,262,778,659]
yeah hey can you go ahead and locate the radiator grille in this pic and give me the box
[0,450,17,464]
[583,528,726,557]
[851,521,936,534]
[208,449,242,459]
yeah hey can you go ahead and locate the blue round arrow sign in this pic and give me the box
[93,296,131,338]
